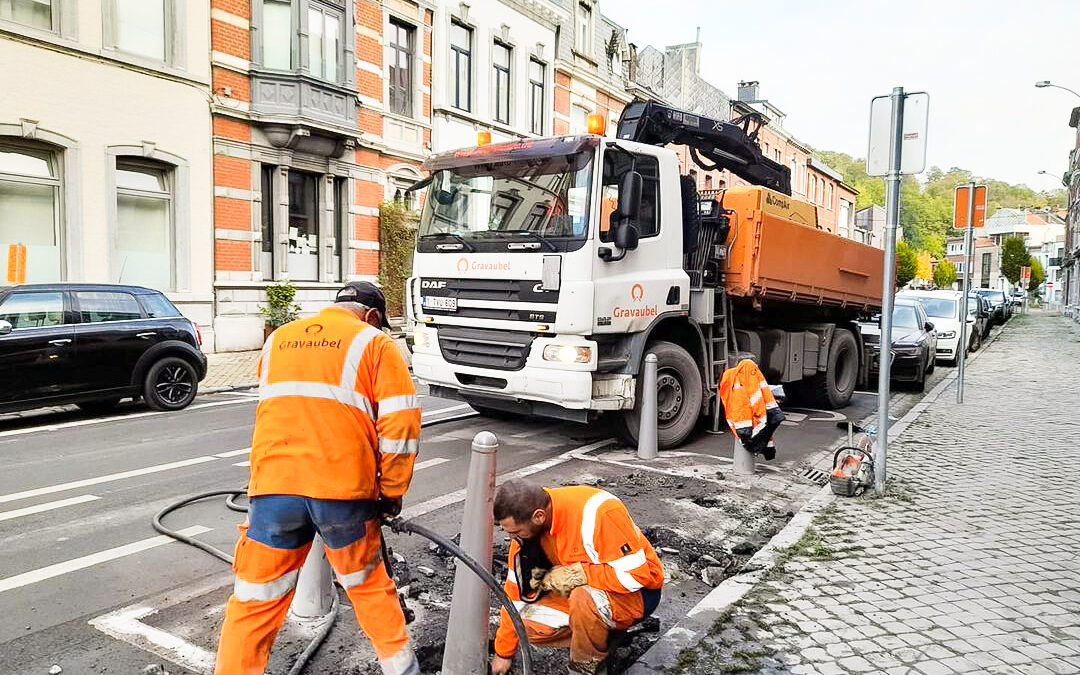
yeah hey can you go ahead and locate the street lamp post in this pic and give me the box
[1035,81,1080,100]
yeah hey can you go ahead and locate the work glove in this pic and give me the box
[538,562,587,595]
[527,567,547,593]
[378,496,403,519]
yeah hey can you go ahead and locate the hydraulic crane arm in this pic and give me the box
[616,100,792,195]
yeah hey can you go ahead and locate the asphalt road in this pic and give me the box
[0,343,981,673]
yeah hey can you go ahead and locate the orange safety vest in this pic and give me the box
[717,359,783,456]
[248,305,420,500]
[494,486,664,657]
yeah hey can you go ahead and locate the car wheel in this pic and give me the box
[614,341,703,450]
[969,330,981,352]
[926,353,936,375]
[76,398,122,414]
[809,328,859,409]
[143,357,198,411]
[914,356,927,392]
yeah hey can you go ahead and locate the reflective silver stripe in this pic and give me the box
[765,401,779,410]
[341,325,383,391]
[505,568,518,586]
[731,419,753,430]
[379,645,420,675]
[752,418,767,435]
[585,586,616,628]
[258,331,275,389]
[748,389,763,406]
[580,490,616,564]
[336,554,382,588]
[608,549,647,592]
[379,437,419,455]
[259,381,374,417]
[519,603,571,629]
[233,569,298,602]
[378,394,419,417]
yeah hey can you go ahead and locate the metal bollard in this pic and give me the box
[733,438,755,476]
[442,431,498,675]
[637,353,659,460]
[290,534,334,618]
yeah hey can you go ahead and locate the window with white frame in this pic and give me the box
[450,21,472,112]
[0,0,54,30]
[0,142,62,282]
[388,18,414,116]
[827,183,834,209]
[111,0,168,62]
[576,2,592,55]
[493,41,512,125]
[287,170,319,281]
[571,104,589,134]
[115,159,173,290]
[308,3,343,82]
[262,0,292,70]
[529,59,545,135]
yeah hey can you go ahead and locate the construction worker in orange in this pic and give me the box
[214,281,421,675]
[490,480,665,675]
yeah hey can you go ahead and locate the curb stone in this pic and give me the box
[626,323,1008,674]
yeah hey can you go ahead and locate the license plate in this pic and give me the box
[422,296,457,311]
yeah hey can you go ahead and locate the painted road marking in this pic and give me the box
[421,403,472,418]
[90,604,216,674]
[0,494,100,522]
[0,525,211,594]
[0,398,253,439]
[214,448,251,458]
[233,461,250,467]
[0,456,220,505]
[413,457,451,471]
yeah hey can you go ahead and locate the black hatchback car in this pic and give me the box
[0,284,207,414]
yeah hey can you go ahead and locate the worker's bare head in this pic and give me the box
[494,480,551,540]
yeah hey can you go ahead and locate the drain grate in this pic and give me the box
[801,467,830,486]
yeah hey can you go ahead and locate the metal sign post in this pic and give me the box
[867,87,929,495]
[953,184,986,403]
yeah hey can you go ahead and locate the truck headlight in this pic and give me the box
[938,331,956,339]
[543,345,592,364]
[413,329,430,349]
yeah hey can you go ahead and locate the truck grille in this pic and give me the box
[438,326,534,371]
[419,278,559,303]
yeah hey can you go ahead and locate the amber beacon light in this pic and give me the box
[477,130,492,146]
[586,113,606,135]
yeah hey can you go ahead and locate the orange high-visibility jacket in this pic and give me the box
[717,359,784,455]
[494,486,664,657]
[248,305,421,500]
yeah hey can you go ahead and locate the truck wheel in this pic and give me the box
[810,328,858,409]
[615,341,703,450]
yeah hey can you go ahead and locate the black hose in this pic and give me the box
[387,517,534,675]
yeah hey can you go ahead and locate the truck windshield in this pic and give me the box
[417,152,594,253]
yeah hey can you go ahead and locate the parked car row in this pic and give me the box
[0,283,207,415]
[973,288,1013,325]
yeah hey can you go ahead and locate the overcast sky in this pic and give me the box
[604,0,1078,192]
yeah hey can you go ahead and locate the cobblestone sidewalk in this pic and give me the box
[654,312,1080,675]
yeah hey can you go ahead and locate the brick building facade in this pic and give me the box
[210,0,433,351]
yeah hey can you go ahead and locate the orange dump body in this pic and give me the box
[720,186,884,312]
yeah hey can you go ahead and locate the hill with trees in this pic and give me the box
[816,151,1067,259]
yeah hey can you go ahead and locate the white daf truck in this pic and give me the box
[406,101,884,448]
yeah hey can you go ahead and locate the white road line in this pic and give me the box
[400,438,614,520]
[233,461,250,467]
[215,448,250,458]
[511,426,556,439]
[413,457,451,471]
[0,398,253,439]
[0,525,211,594]
[0,456,219,505]
[0,494,101,522]
[421,403,472,418]
[90,604,216,674]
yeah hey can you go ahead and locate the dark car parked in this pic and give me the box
[0,284,207,414]
[864,299,938,392]
[974,288,1011,325]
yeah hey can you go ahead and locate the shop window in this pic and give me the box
[0,142,62,282]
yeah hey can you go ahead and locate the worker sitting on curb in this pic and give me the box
[490,480,665,675]
[214,282,422,675]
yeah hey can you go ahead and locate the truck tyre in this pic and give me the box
[810,328,858,409]
[614,341,703,450]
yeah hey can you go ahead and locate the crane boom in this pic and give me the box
[616,100,792,195]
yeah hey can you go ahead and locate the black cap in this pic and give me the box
[335,281,391,329]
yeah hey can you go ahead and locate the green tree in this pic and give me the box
[1000,235,1029,284]
[933,259,957,288]
[378,200,418,318]
[1029,257,1046,292]
[896,239,918,288]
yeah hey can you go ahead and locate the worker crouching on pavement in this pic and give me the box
[491,480,665,675]
[214,282,422,675]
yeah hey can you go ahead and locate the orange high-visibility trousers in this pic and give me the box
[214,512,416,675]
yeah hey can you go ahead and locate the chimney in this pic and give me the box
[737,80,760,102]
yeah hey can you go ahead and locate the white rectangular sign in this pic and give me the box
[866,92,929,176]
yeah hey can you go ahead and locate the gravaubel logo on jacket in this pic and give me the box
[277,324,343,350]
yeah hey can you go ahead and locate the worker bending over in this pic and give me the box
[215,282,421,675]
[491,480,664,675]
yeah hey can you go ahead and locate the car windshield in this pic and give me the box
[917,297,956,319]
[893,305,920,329]
[417,151,594,252]
[977,290,1005,303]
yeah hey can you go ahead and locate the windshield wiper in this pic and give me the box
[491,230,558,251]
[419,232,476,252]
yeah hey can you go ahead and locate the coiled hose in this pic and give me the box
[151,409,534,675]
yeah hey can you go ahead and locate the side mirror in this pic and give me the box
[614,222,640,251]
[0,319,11,336]
[924,322,934,332]
[618,171,643,219]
